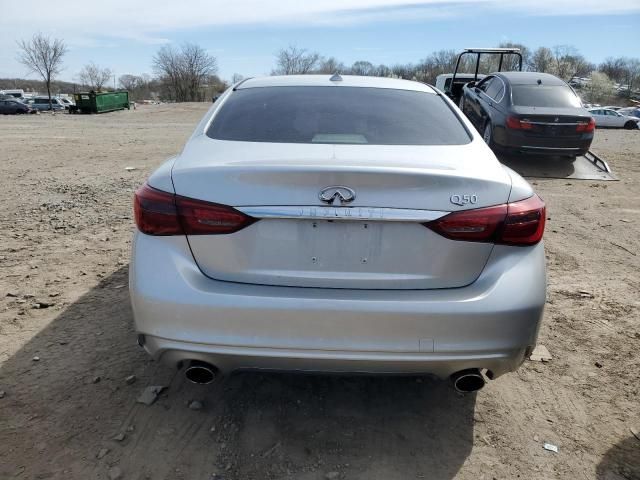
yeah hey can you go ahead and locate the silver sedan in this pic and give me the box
[130,75,547,392]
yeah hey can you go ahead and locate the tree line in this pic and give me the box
[271,44,640,103]
[13,33,225,104]
[12,33,640,106]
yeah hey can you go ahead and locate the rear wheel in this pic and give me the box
[483,122,494,148]
[624,121,638,130]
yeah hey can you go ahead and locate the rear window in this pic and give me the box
[511,85,582,108]
[207,86,471,145]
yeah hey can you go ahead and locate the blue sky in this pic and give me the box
[1,0,638,83]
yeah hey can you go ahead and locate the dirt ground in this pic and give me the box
[0,104,638,480]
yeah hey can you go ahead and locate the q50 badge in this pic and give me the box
[450,194,478,206]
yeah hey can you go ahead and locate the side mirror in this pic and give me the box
[466,81,476,89]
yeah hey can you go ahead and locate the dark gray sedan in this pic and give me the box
[0,99,33,114]
[460,72,594,158]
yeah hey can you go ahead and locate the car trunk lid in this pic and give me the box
[171,137,512,289]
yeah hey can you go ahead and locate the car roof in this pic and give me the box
[436,73,486,78]
[236,75,437,94]
[494,71,566,86]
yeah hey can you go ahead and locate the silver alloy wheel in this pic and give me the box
[483,123,492,145]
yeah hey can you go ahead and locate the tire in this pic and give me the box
[624,121,638,130]
[483,122,494,148]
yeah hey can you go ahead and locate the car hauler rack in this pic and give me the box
[499,150,616,181]
[446,48,523,103]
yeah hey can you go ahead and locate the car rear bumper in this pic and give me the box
[129,234,546,379]
[494,127,592,155]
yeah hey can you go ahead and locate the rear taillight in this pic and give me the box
[425,195,545,246]
[576,118,595,133]
[134,184,181,235]
[506,116,533,130]
[176,195,256,235]
[134,183,256,236]
[499,195,546,245]
[426,204,508,243]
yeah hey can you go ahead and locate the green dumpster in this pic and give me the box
[72,91,130,114]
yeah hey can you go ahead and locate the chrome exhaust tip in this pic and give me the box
[451,369,486,393]
[185,360,217,385]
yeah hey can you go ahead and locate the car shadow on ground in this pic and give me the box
[0,267,476,480]
[596,435,640,480]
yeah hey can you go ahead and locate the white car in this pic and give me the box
[589,108,640,129]
[58,97,75,109]
[130,75,547,393]
[618,107,640,120]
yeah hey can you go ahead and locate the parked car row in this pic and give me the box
[588,108,640,129]
[0,95,76,114]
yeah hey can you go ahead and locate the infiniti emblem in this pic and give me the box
[319,186,356,205]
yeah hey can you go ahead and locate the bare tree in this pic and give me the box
[16,33,67,110]
[181,43,219,101]
[373,64,393,78]
[78,62,113,91]
[598,57,627,84]
[350,61,376,76]
[118,74,141,91]
[551,45,590,81]
[599,57,640,96]
[118,73,159,101]
[497,42,530,71]
[622,58,640,97]
[530,47,554,73]
[272,46,321,75]
[416,50,460,84]
[153,43,218,101]
[390,63,415,80]
[231,73,244,84]
[316,57,346,74]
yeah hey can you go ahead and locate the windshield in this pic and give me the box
[207,86,470,145]
[511,85,582,108]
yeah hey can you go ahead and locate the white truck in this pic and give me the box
[0,89,25,99]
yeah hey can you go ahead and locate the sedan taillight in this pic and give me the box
[134,183,256,236]
[425,195,546,246]
[576,118,595,133]
[506,116,533,130]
